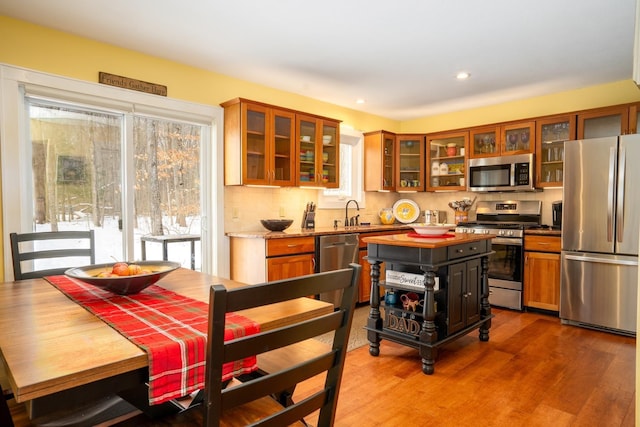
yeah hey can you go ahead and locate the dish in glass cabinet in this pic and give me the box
[392,199,420,224]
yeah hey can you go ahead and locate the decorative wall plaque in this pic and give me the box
[99,72,167,96]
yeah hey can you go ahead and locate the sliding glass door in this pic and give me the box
[27,100,203,269]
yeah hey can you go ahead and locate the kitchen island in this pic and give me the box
[362,232,494,374]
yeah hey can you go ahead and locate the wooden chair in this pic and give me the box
[10,230,95,280]
[115,263,361,427]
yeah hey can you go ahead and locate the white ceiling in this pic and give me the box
[1,0,637,120]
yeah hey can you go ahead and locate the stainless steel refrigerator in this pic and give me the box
[561,135,639,335]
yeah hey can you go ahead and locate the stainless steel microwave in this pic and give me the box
[468,153,535,192]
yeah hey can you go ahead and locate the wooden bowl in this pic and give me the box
[260,219,293,231]
[65,261,181,295]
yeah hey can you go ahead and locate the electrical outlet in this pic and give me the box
[279,206,285,217]
[232,207,239,219]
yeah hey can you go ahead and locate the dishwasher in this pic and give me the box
[316,234,359,308]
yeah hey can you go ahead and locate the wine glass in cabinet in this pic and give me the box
[426,131,468,191]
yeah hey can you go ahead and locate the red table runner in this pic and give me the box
[45,275,259,405]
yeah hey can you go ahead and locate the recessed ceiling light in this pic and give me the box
[356,99,366,104]
[456,72,470,80]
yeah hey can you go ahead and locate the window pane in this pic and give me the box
[27,103,203,271]
[132,116,202,269]
[29,102,123,266]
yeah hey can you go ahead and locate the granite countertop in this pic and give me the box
[226,224,412,239]
[525,227,561,236]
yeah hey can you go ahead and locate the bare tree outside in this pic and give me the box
[28,102,202,264]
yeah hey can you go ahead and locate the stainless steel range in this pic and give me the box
[455,200,542,311]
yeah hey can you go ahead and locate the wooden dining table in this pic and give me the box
[0,268,333,422]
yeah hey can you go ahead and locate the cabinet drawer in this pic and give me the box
[447,240,488,260]
[525,235,560,252]
[266,237,315,257]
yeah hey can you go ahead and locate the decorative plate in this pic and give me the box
[392,199,420,224]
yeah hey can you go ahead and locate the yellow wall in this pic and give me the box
[0,16,399,133]
[2,15,639,135]
[402,79,640,133]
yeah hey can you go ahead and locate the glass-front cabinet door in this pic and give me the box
[241,103,295,186]
[270,109,296,186]
[396,134,425,191]
[426,131,468,191]
[502,121,535,155]
[469,125,499,158]
[577,105,629,139]
[536,115,575,187]
[297,114,339,188]
[243,103,269,184]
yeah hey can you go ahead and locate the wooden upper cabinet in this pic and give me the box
[396,134,425,191]
[222,98,296,186]
[577,105,630,139]
[469,125,500,158]
[221,98,340,188]
[627,102,640,134]
[501,121,535,155]
[364,130,396,192]
[469,121,535,158]
[535,114,576,188]
[426,130,468,191]
[297,114,340,188]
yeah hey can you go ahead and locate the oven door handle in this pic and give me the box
[492,237,522,246]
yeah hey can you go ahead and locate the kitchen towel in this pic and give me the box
[45,275,259,405]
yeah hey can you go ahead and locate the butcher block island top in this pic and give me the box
[362,231,494,250]
[363,232,494,375]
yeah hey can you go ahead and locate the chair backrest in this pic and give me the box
[204,263,361,427]
[10,230,96,280]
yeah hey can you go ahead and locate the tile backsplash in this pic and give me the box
[225,186,563,233]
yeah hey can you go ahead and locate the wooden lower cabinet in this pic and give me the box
[230,236,315,284]
[523,235,561,312]
[267,253,314,281]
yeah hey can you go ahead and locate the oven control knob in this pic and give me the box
[507,230,514,236]
[498,230,505,236]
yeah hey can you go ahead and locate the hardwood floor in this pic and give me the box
[7,309,636,426]
[296,308,636,426]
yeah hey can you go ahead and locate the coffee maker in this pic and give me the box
[552,201,562,229]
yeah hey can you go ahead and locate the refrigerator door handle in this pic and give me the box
[606,147,616,242]
[616,146,625,243]
[564,253,638,266]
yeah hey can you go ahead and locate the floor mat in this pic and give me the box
[314,305,370,352]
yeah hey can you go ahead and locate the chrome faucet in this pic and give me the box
[344,199,360,227]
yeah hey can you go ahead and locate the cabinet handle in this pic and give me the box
[470,246,477,250]
[537,242,550,246]
[456,249,464,254]
[287,244,300,248]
